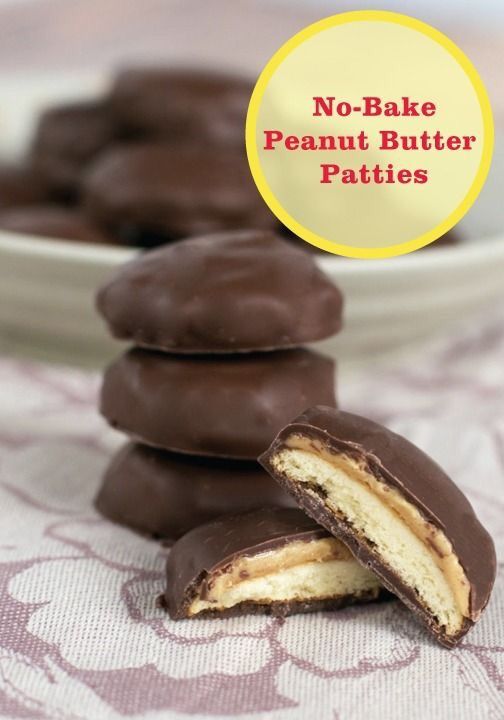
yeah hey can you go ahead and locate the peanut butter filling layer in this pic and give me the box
[188,536,381,615]
[273,436,471,636]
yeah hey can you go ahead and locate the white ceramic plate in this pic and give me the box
[1,74,503,367]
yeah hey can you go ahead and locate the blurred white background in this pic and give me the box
[0,0,500,121]
[0,0,502,367]
[275,0,504,23]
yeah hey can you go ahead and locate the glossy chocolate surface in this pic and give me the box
[96,442,295,540]
[100,349,336,459]
[97,230,343,352]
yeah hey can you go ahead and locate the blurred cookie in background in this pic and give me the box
[83,143,279,246]
[110,67,252,148]
[30,100,118,202]
[4,65,465,253]
[0,164,50,209]
[0,204,117,244]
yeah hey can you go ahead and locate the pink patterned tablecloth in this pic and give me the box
[0,312,503,720]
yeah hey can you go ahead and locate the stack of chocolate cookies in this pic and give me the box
[95,229,343,541]
[95,229,495,645]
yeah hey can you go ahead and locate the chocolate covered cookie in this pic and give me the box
[164,507,383,619]
[83,143,277,245]
[30,100,117,199]
[110,67,252,147]
[100,348,336,459]
[96,230,343,353]
[0,205,116,244]
[95,442,295,540]
[0,164,49,209]
[260,406,496,647]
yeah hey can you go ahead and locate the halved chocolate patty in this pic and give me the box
[164,507,383,619]
[260,406,496,647]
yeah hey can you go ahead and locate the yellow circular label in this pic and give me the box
[246,11,493,258]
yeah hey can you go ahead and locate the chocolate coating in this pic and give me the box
[0,165,49,209]
[165,507,380,619]
[30,100,117,199]
[83,143,277,245]
[0,205,116,244]
[96,230,343,353]
[95,442,295,540]
[260,406,496,646]
[100,348,336,459]
[110,67,252,147]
